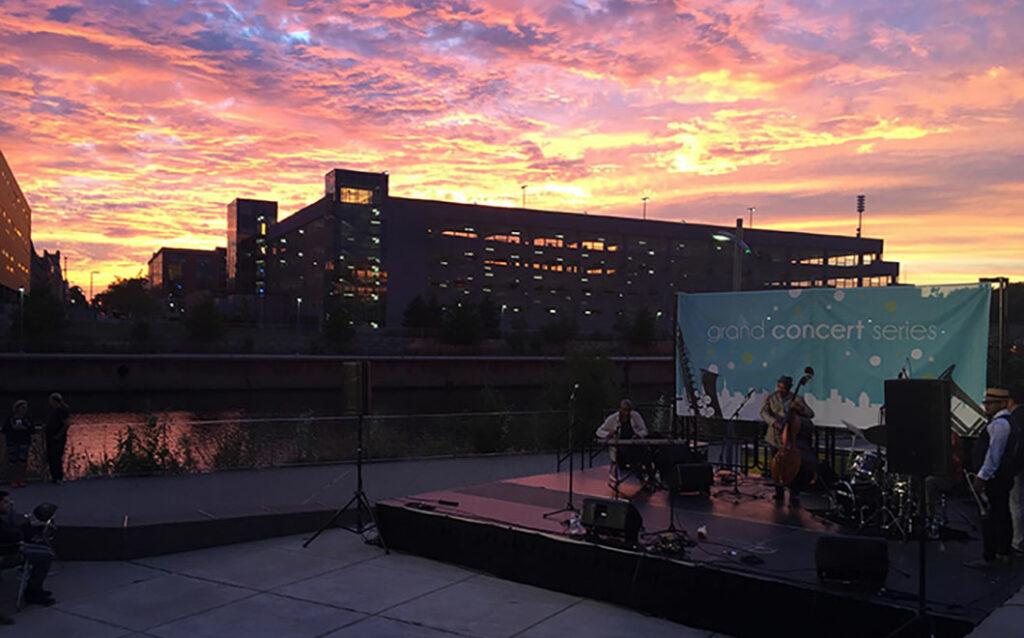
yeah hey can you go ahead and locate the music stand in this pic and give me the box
[544,384,580,522]
[304,362,389,553]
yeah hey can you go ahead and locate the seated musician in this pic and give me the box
[596,399,655,491]
[761,375,816,504]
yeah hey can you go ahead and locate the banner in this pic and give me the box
[675,284,992,430]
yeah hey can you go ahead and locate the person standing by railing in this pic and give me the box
[45,393,70,485]
[2,401,34,488]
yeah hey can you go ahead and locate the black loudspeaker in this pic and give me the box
[581,497,642,544]
[342,361,372,415]
[667,463,713,494]
[885,379,951,476]
[655,444,706,477]
[815,535,888,589]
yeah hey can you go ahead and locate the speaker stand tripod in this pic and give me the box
[544,385,580,523]
[303,412,389,553]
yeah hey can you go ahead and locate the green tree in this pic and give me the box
[323,298,355,351]
[94,277,160,319]
[439,303,483,345]
[183,296,225,344]
[403,295,441,329]
[11,290,66,350]
[478,297,501,338]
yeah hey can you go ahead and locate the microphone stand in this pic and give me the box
[544,385,580,522]
[715,389,760,502]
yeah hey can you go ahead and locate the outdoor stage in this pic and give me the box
[377,463,1024,638]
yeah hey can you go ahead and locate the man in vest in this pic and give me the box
[966,387,1016,568]
[1007,382,1024,553]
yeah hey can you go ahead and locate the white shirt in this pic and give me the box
[595,410,647,439]
[979,408,1012,480]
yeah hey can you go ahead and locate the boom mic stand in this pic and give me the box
[545,384,580,523]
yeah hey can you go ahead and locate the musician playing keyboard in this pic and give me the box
[596,399,656,492]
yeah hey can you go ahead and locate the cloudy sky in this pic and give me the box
[1,0,1022,293]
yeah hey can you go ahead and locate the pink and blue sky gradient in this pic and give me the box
[1,0,1022,293]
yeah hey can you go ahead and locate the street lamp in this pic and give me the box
[711,219,751,292]
[296,297,303,334]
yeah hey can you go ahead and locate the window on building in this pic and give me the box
[340,188,373,204]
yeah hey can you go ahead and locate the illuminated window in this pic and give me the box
[485,234,520,244]
[340,188,373,204]
[442,230,477,239]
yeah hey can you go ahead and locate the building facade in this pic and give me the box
[0,149,32,301]
[227,198,277,295]
[148,247,226,312]
[244,168,899,333]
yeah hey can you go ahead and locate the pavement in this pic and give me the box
[0,449,1017,637]
[0,528,733,637]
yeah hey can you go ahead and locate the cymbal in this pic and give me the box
[863,424,887,447]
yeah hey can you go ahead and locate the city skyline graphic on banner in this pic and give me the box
[0,1,1022,294]
[676,283,991,429]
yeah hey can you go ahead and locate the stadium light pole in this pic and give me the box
[711,218,751,291]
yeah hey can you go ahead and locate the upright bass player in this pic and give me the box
[761,373,816,506]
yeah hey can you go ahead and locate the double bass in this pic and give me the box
[770,367,815,487]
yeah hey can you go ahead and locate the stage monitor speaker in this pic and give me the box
[342,361,372,415]
[581,497,642,544]
[885,378,951,476]
[815,535,888,590]
[666,463,713,494]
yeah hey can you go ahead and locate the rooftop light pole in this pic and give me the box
[521,184,527,208]
[711,218,751,292]
[856,194,865,238]
[642,195,650,220]
[747,206,756,228]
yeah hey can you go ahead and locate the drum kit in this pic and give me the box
[828,424,918,539]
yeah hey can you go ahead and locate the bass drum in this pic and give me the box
[833,479,883,527]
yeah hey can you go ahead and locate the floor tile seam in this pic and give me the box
[139,589,264,633]
[37,605,146,634]
[318,612,477,638]
[504,596,586,638]
[366,569,485,617]
[121,564,270,594]
[263,552,397,590]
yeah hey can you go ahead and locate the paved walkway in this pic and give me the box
[0,529,732,637]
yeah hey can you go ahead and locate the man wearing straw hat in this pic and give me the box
[966,387,1017,568]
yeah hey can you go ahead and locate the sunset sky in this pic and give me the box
[1,0,1022,294]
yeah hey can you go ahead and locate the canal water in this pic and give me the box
[6,385,674,480]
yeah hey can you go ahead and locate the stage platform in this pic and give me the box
[377,465,1024,638]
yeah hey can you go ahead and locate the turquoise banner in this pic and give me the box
[676,284,992,428]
